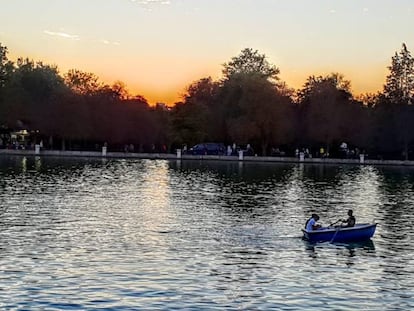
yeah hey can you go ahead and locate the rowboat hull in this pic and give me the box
[302,223,377,243]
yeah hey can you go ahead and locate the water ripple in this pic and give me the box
[0,157,413,310]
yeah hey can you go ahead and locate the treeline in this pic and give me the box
[0,45,169,152]
[1,43,414,159]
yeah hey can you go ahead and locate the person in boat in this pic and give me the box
[305,214,322,231]
[341,209,356,227]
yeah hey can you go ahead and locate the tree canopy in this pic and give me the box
[384,43,414,104]
[222,48,280,81]
[0,44,13,89]
[1,42,414,159]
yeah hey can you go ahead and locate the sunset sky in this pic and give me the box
[1,0,413,105]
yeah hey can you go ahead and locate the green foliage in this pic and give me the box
[185,77,218,141]
[222,48,280,81]
[110,81,130,100]
[0,57,67,130]
[0,43,15,126]
[64,69,102,96]
[379,44,414,159]
[298,73,355,151]
[384,43,414,104]
[171,77,219,146]
[2,42,414,158]
[0,43,158,149]
[0,43,14,89]
[219,73,294,155]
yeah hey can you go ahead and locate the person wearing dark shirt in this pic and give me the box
[342,209,356,227]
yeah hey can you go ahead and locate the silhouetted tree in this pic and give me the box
[171,77,219,146]
[298,73,354,155]
[111,81,130,100]
[0,43,13,89]
[64,69,102,96]
[384,43,414,104]
[222,48,280,81]
[370,94,399,158]
[5,41,414,159]
[151,103,173,151]
[0,43,15,127]
[219,73,294,155]
[3,58,67,133]
[381,43,414,159]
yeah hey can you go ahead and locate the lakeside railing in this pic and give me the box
[2,148,414,166]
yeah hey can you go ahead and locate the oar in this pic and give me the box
[329,219,342,227]
[329,219,345,243]
[330,226,341,243]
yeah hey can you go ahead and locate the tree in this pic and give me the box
[382,44,414,159]
[298,73,354,154]
[110,81,130,100]
[219,73,294,155]
[2,58,67,131]
[151,103,173,152]
[171,77,219,146]
[384,43,414,104]
[0,43,15,126]
[214,49,293,155]
[0,43,14,89]
[370,94,400,158]
[222,48,280,81]
[64,69,102,95]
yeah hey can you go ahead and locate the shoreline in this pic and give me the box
[1,149,414,167]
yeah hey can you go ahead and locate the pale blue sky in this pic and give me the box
[1,0,413,104]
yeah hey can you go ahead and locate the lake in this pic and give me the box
[0,156,413,310]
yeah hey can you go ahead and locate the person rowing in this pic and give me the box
[341,209,356,227]
[329,209,356,228]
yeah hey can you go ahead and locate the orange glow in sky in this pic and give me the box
[2,0,413,105]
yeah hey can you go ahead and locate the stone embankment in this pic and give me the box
[1,148,414,166]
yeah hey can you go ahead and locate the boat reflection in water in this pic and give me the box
[304,238,376,259]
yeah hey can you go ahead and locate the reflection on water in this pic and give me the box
[304,239,376,261]
[0,156,413,310]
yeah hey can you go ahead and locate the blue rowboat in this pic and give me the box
[302,223,377,243]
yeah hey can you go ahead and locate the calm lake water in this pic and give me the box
[0,156,413,310]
